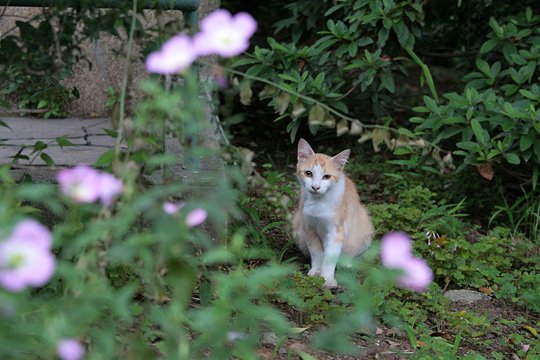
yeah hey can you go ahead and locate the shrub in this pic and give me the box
[234,0,430,140]
[406,8,540,187]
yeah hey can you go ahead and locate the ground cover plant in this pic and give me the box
[2,1,540,359]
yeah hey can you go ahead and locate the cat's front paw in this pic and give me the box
[307,268,321,277]
[323,278,338,288]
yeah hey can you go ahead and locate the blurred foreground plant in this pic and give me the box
[0,7,436,360]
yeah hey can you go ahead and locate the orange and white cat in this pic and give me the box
[292,139,373,287]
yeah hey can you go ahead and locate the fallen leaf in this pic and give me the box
[239,82,253,106]
[479,286,494,295]
[291,327,310,334]
[477,163,494,180]
[336,119,349,137]
[522,325,538,337]
[350,119,363,135]
[275,92,291,115]
[308,104,325,126]
[292,101,306,118]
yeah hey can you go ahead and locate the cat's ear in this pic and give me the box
[298,138,315,162]
[332,149,350,170]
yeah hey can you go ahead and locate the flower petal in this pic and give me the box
[186,208,208,227]
[145,35,196,74]
[97,172,123,206]
[398,257,433,292]
[57,339,85,360]
[9,219,52,249]
[380,232,412,267]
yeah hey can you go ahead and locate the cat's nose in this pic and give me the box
[311,185,320,191]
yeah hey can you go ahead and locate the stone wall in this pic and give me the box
[0,0,219,117]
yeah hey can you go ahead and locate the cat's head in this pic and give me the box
[296,138,350,195]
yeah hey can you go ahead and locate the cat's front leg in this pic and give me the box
[304,228,324,277]
[321,229,343,288]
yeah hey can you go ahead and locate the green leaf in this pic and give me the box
[504,153,521,165]
[40,152,55,166]
[37,99,48,109]
[95,149,115,167]
[56,136,75,148]
[471,119,484,143]
[476,59,491,76]
[456,141,480,152]
[380,71,395,93]
[31,141,48,154]
[397,127,415,137]
[357,36,373,47]
[102,128,118,138]
[480,39,498,54]
[519,132,534,151]
[423,96,439,114]
[278,73,297,82]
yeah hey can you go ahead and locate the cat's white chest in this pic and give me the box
[301,178,344,241]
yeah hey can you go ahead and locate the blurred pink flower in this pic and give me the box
[194,9,257,57]
[396,257,433,292]
[57,165,122,206]
[97,172,123,206]
[57,165,100,203]
[380,232,411,267]
[381,232,433,292]
[145,34,197,74]
[0,219,55,292]
[57,339,84,360]
[186,208,207,227]
[163,201,185,215]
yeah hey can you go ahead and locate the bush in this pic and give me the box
[234,0,429,140]
[406,8,540,186]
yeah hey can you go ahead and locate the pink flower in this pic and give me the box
[163,201,184,215]
[380,232,411,267]
[193,9,257,57]
[57,165,123,206]
[97,172,123,206]
[0,219,55,292]
[57,339,84,360]
[145,34,197,74]
[186,208,207,227]
[57,165,100,203]
[380,232,433,292]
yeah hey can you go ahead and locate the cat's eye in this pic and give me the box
[304,170,312,177]
[323,174,332,180]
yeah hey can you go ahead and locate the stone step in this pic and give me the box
[0,116,224,186]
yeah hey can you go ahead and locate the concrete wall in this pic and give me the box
[0,0,219,117]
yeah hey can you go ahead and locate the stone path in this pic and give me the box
[0,115,225,186]
[0,117,115,165]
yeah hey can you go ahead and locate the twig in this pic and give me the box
[0,108,49,115]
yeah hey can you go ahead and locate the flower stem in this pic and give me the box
[115,0,138,158]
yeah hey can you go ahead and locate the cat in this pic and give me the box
[292,138,373,288]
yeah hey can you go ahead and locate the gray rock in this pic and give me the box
[261,332,279,347]
[444,289,491,304]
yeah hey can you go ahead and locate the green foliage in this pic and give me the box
[369,185,466,238]
[407,8,540,186]
[0,1,172,118]
[271,271,339,325]
[0,13,83,117]
[368,183,540,313]
[237,0,427,140]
